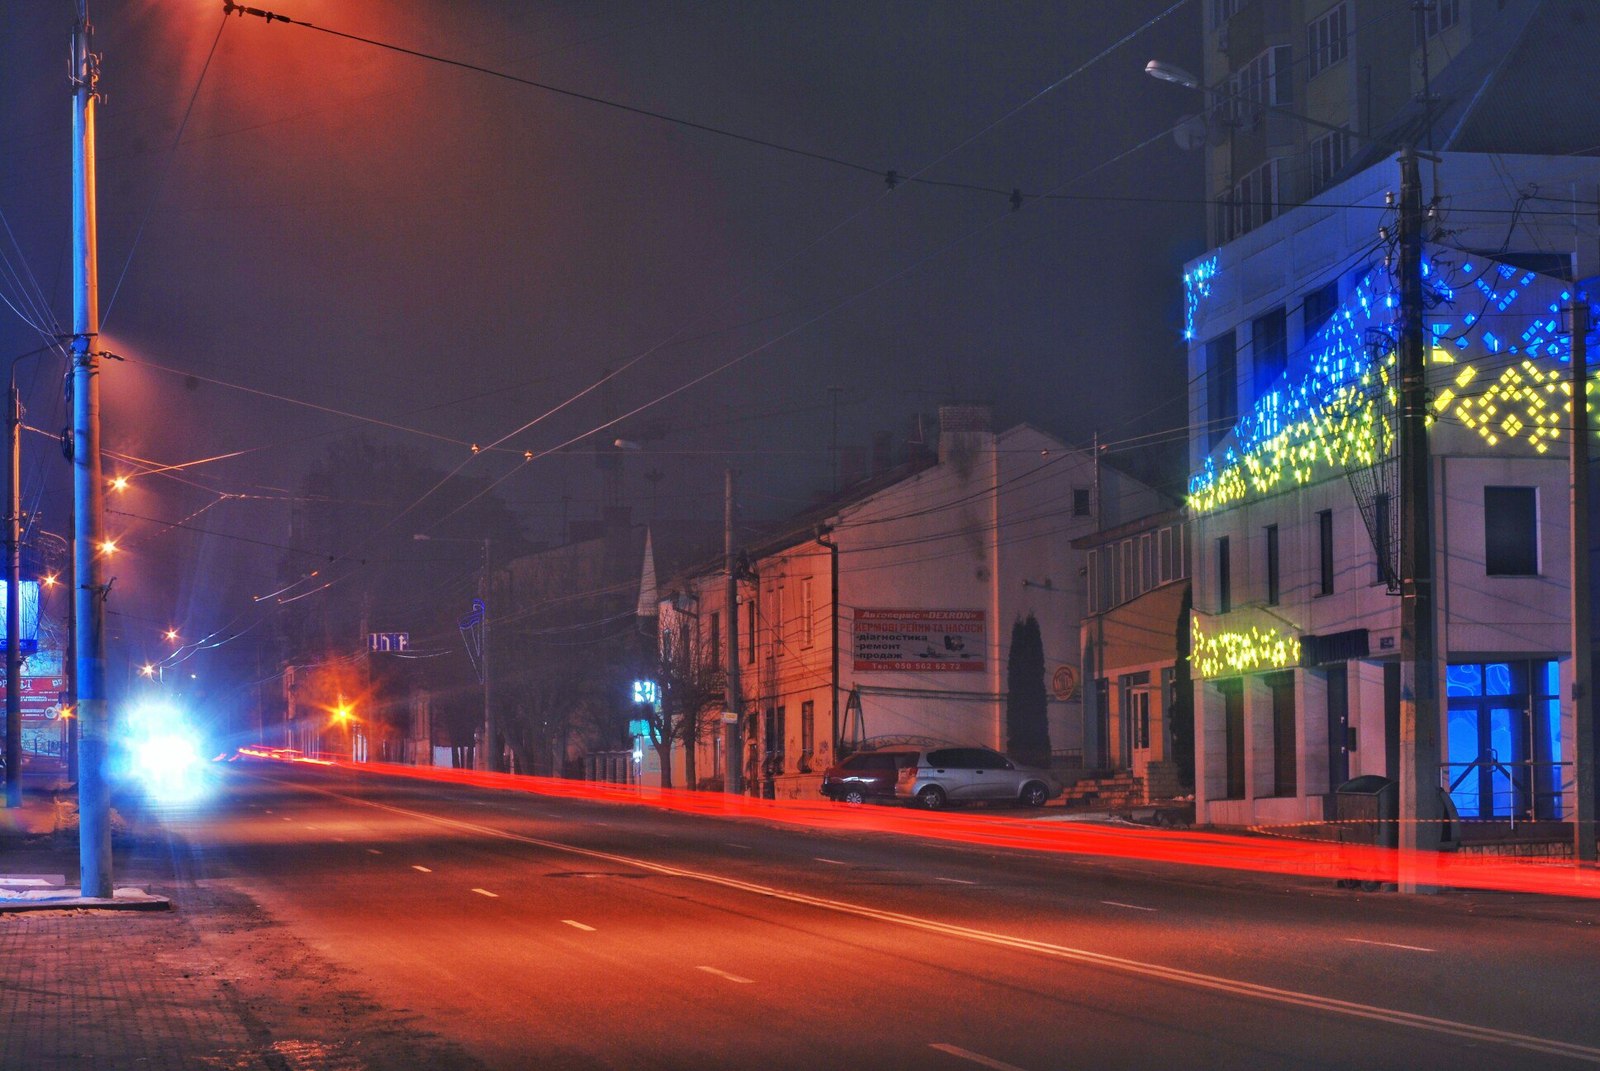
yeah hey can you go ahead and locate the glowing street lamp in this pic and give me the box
[97,539,117,556]
[164,628,179,642]
[110,475,128,492]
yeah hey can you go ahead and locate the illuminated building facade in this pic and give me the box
[1186,150,1600,828]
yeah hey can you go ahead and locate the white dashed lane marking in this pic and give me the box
[930,1043,1030,1071]
[936,877,976,885]
[696,965,753,984]
[412,865,432,873]
[1101,901,1156,912]
[1346,938,1435,953]
[814,857,848,865]
[365,849,383,855]
[472,888,499,898]
[562,920,596,931]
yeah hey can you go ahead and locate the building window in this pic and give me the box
[799,577,814,648]
[1244,160,1280,233]
[1265,524,1280,605]
[1307,3,1348,78]
[1416,0,1460,42]
[1224,46,1293,125]
[1270,672,1297,797]
[1073,488,1092,516]
[1217,536,1232,614]
[1252,307,1288,400]
[1318,509,1334,595]
[772,587,784,657]
[1311,128,1350,193]
[800,700,815,761]
[1302,279,1339,342]
[1221,680,1245,800]
[1087,548,1101,613]
[1373,492,1393,586]
[747,599,757,664]
[1484,486,1538,576]
[709,611,720,667]
[1207,331,1238,447]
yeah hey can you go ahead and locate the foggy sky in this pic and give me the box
[0,1,1203,705]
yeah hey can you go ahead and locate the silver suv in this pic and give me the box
[895,747,1062,810]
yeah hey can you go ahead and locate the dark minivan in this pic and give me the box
[820,750,920,804]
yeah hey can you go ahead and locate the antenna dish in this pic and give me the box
[1174,114,1207,152]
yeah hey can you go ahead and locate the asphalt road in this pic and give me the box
[147,761,1600,1071]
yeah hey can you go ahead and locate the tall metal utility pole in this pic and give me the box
[1571,298,1596,863]
[71,7,113,899]
[1396,146,1443,892]
[724,468,742,795]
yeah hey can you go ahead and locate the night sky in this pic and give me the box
[0,1,1204,713]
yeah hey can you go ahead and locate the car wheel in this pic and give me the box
[1020,781,1050,808]
[916,785,948,811]
[841,787,869,805]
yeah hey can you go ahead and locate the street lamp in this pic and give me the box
[413,533,496,772]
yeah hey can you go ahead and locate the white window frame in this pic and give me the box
[1307,3,1348,79]
[1416,0,1460,42]
[1311,128,1349,192]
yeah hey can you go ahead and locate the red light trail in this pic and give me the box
[237,749,1600,900]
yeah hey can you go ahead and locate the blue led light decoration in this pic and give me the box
[1189,253,1593,514]
[1184,256,1218,341]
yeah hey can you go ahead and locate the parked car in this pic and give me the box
[894,747,1062,809]
[820,749,921,804]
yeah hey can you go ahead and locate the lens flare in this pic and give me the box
[119,701,212,802]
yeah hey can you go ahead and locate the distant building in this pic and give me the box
[1076,511,1192,802]
[657,406,1164,798]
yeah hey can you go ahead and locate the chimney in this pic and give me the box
[938,404,993,467]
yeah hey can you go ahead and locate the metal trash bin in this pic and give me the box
[1334,775,1398,849]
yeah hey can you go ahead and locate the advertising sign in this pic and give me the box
[852,609,986,673]
[1,675,68,712]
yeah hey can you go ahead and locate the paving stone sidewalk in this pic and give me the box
[0,781,485,1071]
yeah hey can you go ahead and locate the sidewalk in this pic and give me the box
[0,776,168,912]
[0,771,487,1070]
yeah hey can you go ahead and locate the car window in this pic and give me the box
[839,754,872,770]
[925,748,961,767]
[972,749,1010,768]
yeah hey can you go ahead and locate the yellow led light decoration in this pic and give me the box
[1450,359,1575,455]
[1192,620,1302,679]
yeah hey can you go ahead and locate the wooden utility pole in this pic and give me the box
[1397,147,1443,892]
[1571,299,1596,863]
[724,469,743,794]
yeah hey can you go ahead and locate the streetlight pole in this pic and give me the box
[71,6,113,900]
[414,534,495,772]
[480,535,493,773]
